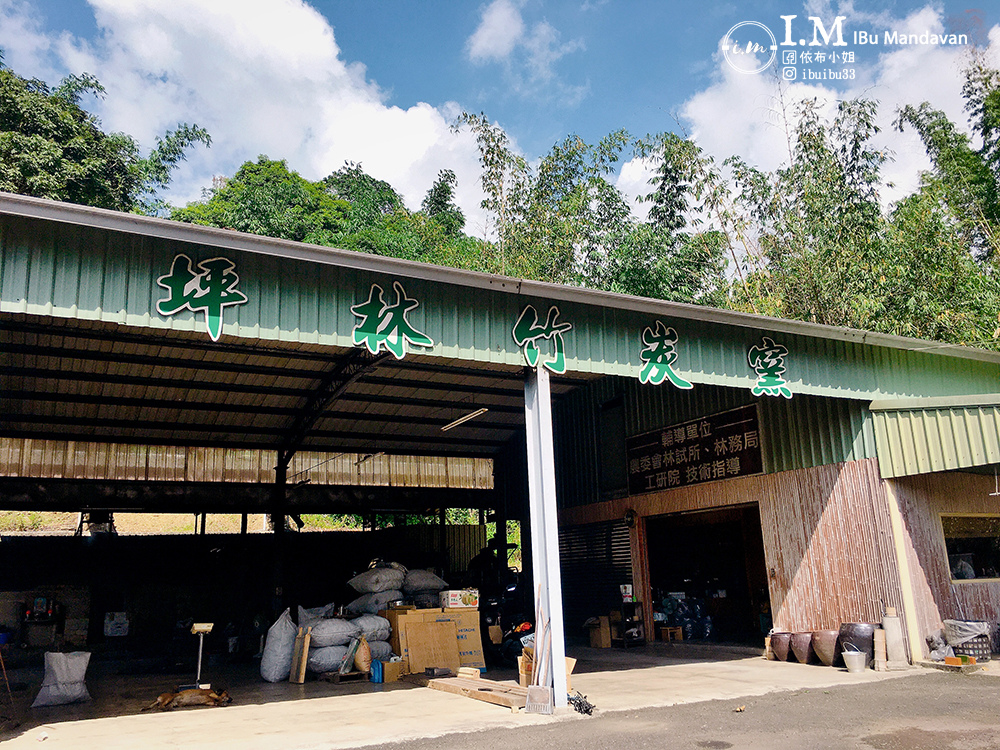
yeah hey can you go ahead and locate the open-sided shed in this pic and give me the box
[4,191,1000,702]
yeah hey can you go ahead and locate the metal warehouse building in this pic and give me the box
[3,192,1000,703]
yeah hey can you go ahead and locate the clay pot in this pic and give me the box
[790,632,815,664]
[770,632,792,661]
[811,630,840,666]
[836,623,876,668]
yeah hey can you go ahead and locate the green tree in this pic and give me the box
[421,169,465,237]
[172,156,348,243]
[895,60,1000,261]
[697,92,1000,348]
[0,57,209,214]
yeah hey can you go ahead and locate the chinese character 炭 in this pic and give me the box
[638,321,693,389]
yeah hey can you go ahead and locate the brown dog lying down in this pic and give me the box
[142,688,232,711]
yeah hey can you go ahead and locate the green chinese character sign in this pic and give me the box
[351,281,434,359]
[747,336,792,398]
[156,254,248,341]
[639,321,693,389]
[512,304,572,374]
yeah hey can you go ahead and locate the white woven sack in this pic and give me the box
[32,651,92,707]
[310,618,361,648]
[306,645,349,673]
[344,590,403,616]
[403,569,448,593]
[351,614,391,642]
[348,567,405,594]
[260,608,296,683]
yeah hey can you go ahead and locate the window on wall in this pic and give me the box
[942,515,1000,581]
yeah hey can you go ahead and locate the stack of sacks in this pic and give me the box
[403,569,449,608]
[350,613,395,661]
[344,565,405,616]
[299,603,362,674]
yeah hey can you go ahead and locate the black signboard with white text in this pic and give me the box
[626,404,763,496]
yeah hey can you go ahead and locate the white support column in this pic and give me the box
[524,366,568,706]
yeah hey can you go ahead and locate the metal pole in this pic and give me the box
[195,632,205,685]
[524,366,567,706]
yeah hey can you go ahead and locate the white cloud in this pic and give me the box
[617,4,1000,219]
[0,0,491,234]
[467,0,524,62]
[465,0,587,105]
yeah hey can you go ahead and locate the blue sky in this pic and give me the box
[2,0,998,235]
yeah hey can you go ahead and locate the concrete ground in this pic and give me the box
[0,642,963,749]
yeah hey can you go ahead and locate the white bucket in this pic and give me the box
[843,650,867,673]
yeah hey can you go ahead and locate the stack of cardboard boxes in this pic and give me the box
[379,589,484,675]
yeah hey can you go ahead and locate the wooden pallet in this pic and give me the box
[318,670,370,684]
[428,674,529,713]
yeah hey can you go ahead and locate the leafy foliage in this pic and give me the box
[421,168,465,237]
[0,60,208,214]
[172,156,348,243]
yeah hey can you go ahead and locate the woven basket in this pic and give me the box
[953,634,992,662]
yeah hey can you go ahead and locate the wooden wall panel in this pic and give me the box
[561,458,904,633]
[890,471,1000,643]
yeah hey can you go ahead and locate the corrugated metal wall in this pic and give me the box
[0,438,494,489]
[558,520,632,630]
[370,523,488,576]
[554,376,876,509]
[560,458,905,633]
[4,214,1000,398]
[890,471,1000,646]
[873,405,1000,479]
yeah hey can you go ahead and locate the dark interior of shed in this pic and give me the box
[646,505,769,644]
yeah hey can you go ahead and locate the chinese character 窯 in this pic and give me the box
[748,336,792,398]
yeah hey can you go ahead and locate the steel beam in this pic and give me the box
[524,366,567,707]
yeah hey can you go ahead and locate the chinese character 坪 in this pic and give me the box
[156,254,248,341]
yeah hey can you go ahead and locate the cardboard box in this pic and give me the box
[379,606,433,657]
[517,655,575,690]
[588,616,611,648]
[436,608,485,669]
[382,607,483,673]
[439,589,479,609]
[375,660,405,683]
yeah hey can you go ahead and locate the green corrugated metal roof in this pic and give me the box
[870,395,1000,478]
[3,192,1000,401]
